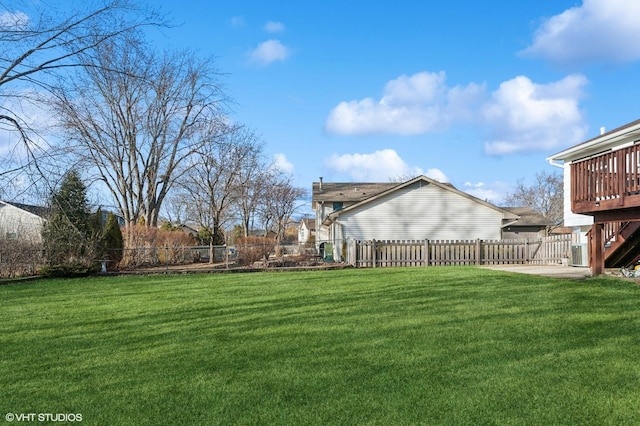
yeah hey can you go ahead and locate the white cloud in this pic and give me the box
[324,149,447,182]
[325,71,484,135]
[249,39,290,66]
[462,181,510,205]
[325,71,588,155]
[0,11,29,29]
[273,153,294,174]
[425,168,449,183]
[521,0,640,66]
[481,74,588,155]
[264,21,285,33]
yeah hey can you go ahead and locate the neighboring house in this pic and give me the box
[100,210,126,227]
[298,218,316,245]
[248,229,278,240]
[0,202,126,243]
[312,175,520,261]
[180,224,199,239]
[547,118,640,274]
[0,201,48,243]
[501,207,554,240]
[158,221,199,238]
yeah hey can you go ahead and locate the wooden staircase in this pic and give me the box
[603,221,640,267]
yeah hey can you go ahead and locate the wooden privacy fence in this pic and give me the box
[349,235,572,268]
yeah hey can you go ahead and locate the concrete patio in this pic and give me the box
[482,264,593,279]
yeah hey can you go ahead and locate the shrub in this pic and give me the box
[236,236,275,266]
[120,225,158,267]
[120,225,196,268]
[0,238,43,278]
[39,262,98,278]
[156,230,196,264]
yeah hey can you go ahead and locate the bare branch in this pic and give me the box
[56,35,229,228]
[0,0,165,197]
[503,170,564,226]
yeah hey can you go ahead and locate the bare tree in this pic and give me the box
[177,124,264,247]
[162,191,190,226]
[234,146,270,238]
[55,34,227,227]
[503,170,563,226]
[0,0,162,188]
[260,170,308,243]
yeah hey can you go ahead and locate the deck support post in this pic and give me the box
[590,222,605,276]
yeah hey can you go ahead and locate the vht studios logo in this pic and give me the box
[5,413,83,422]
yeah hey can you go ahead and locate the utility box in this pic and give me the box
[571,244,589,267]
[323,243,334,262]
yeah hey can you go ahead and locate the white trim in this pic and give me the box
[547,121,640,163]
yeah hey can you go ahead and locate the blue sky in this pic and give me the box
[7,0,640,209]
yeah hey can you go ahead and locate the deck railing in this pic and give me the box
[571,144,640,213]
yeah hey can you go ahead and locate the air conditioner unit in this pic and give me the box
[571,244,589,267]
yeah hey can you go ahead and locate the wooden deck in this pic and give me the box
[571,144,640,274]
[571,143,640,218]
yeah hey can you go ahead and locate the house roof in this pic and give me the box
[300,218,316,230]
[502,207,554,227]
[312,179,461,206]
[312,181,397,207]
[1,201,49,219]
[321,175,518,225]
[550,226,572,235]
[547,118,640,163]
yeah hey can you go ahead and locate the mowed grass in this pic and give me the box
[2,267,640,425]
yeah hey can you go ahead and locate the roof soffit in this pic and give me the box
[548,118,640,163]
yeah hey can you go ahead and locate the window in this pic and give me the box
[6,232,17,239]
[333,202,343,211]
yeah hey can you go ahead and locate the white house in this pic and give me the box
[547,118,640,273]
[312,175,519,261]
[0,201,47,243]
[298,218,315,245]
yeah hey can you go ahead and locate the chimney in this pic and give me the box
[600,127,606,135]
[319,177,323,191]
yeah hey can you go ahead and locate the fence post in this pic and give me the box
[476,239,482,265]
[372,239,377,268]
[424,239,429,267]
[351,240,356,267]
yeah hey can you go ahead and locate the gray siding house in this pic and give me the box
[0,201,47,243]
[313,175,519,261]
[501,207,554,240]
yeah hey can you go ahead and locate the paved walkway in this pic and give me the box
[482,264,592,279]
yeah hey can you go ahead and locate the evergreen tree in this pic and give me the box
[42,169,95,268]
[197,226,225,246]
[102,213,124,268]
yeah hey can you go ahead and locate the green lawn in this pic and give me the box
[2,267,640,425]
